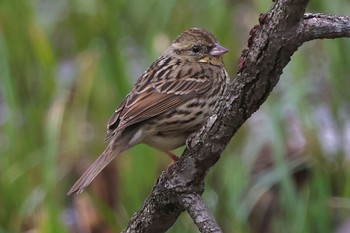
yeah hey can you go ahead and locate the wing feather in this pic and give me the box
[105,59,213,139]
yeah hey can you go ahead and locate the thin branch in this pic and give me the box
[180,193,222,233]
[123,0,350,232]
[301,13,350,41]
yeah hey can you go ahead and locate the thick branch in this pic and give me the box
[123,0,350,232]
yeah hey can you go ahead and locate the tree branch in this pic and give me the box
[302,13,350,41]
[122,0,350,232]
[180,193,222,233]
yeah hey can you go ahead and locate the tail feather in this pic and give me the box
[67,143,121,195]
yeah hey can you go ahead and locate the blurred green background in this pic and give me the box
[0,0,349,232]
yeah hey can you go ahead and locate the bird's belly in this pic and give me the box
[140,95,220,151]
[142,132,188,152]
[143,134,187,151]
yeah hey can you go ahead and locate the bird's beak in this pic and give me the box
[210,43,229,57]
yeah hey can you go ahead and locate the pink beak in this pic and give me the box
[210,43,229,57]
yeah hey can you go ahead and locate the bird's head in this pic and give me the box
[164,27,228,66]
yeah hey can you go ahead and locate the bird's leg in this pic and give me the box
[163,151,178,172]
[185,132,197,150]
[164,151,179,161]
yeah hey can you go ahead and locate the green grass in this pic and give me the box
[0,0,349,232]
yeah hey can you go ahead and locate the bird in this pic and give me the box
[67,27,229,195]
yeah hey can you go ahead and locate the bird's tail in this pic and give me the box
[67,142,122,195]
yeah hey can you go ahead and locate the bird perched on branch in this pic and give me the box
[68,27,229,195]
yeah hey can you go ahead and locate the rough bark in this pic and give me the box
[122,0,350,232]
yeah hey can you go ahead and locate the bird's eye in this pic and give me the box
[191,45,201,53]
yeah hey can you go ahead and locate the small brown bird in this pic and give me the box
[68,28,229,195]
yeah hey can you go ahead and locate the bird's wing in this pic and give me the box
[105,59,213,141]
